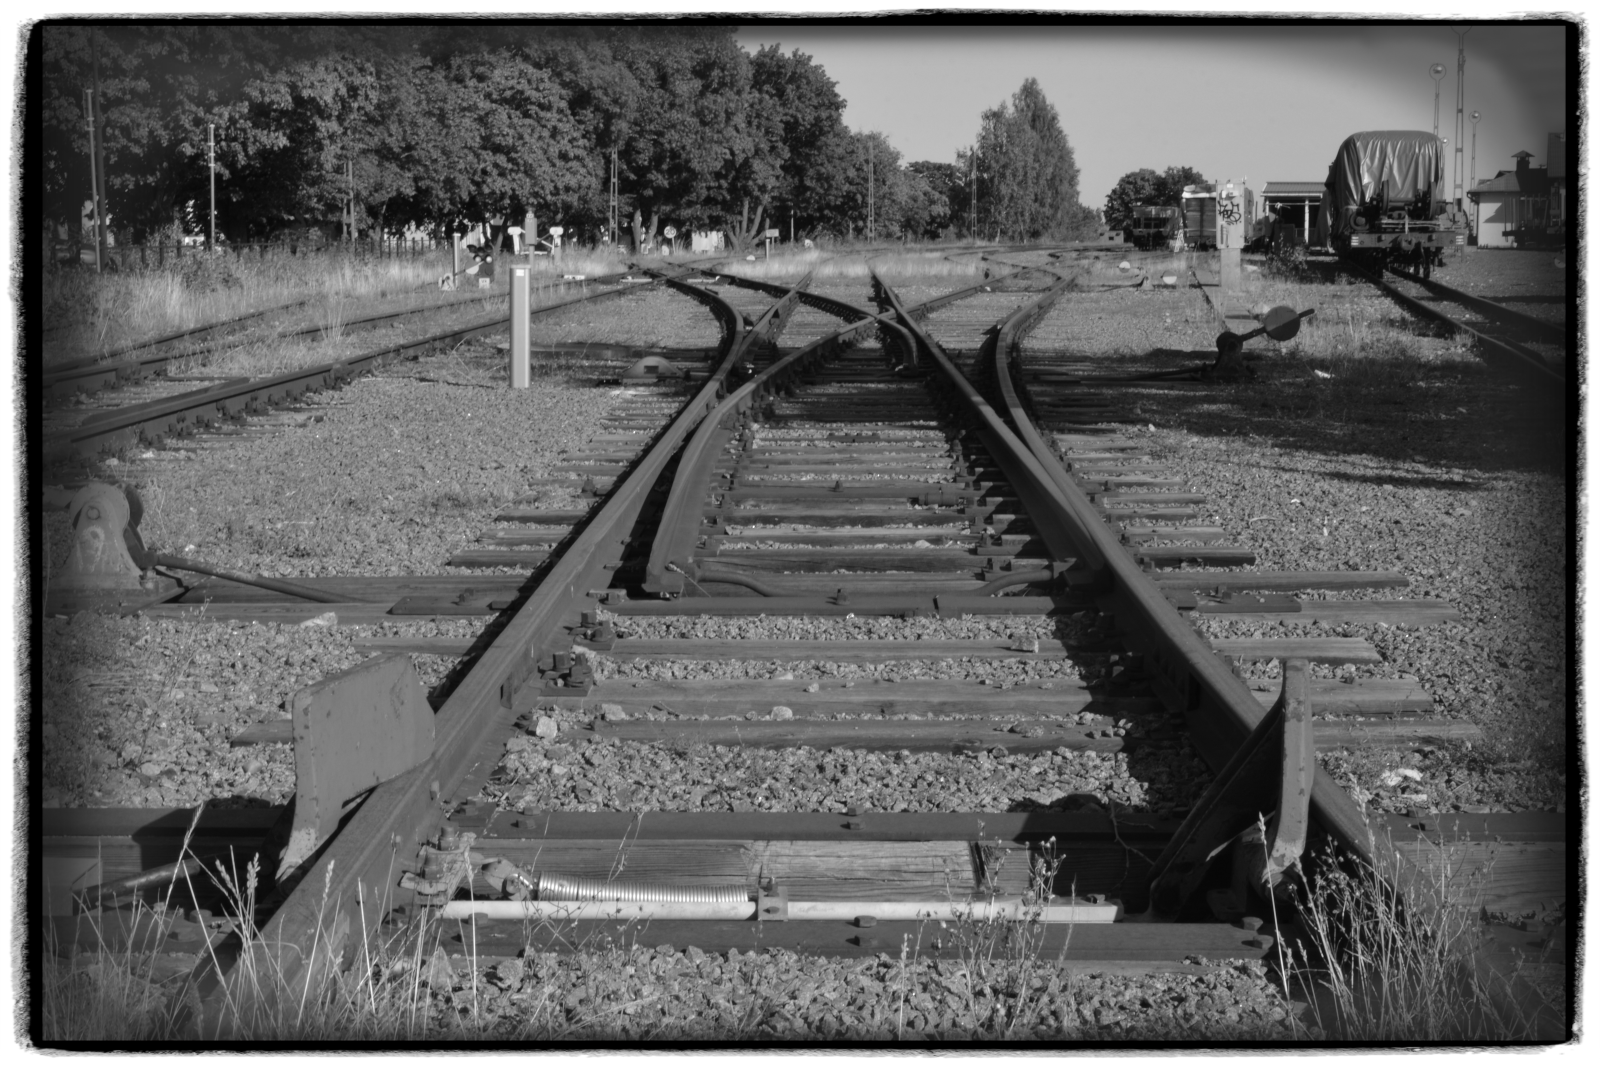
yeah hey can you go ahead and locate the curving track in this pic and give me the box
[45,250,1567,1039]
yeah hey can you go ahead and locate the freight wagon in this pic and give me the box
[1179,181,1254,251]
[1320,130,1467,277]
[1125,205,1181,249]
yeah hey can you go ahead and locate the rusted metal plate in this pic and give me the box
[277,654,435,880]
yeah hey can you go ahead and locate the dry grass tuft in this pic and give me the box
[1269,838,1563,1042]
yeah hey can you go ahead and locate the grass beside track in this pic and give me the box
[39,246,643,370]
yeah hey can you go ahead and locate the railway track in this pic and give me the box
[41,266,659,406]
[44,251,1567,1040]
[39,270,682,492]
[1343,258,1568,392]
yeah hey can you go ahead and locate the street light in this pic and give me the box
[1430,63,1446,139]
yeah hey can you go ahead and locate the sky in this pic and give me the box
[734,20,1573,208]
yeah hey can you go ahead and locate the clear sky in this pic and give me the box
[734,20,1572,208]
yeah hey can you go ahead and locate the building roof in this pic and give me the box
[1261,182,1326,197]
[1470,167,1550,198]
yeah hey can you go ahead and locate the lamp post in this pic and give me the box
[1430,63,1446,139]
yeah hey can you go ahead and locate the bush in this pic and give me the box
[1266,243,1309,279]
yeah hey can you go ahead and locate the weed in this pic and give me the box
[1272,838,1562,1041]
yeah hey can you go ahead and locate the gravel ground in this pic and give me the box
[38,612,484,808]
[39,285,714,807]
[402,945,1298,1041]
[1021,275,1570,818]
[1429,246,1569,327]
[40,257,1562,1041]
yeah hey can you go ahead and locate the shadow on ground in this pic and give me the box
[1041,351,1570,478]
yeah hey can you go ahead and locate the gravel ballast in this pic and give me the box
[40,285,712,807]
[1020,262,1569,818]
[401,945,1299,1041]
[37,256,1567,1042]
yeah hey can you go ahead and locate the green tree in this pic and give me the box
[433,51,601,234]
[1103,168,1162,231]
[973,78,1085,241]
[1103,165,1205,231]
[39,24,316,238]
[744,45,849,242]
[907,161,960,238]
[1156,165,1206,203]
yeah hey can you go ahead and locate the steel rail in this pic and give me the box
[44,275,677,464]
[995,272,1567,1036]
[640,269,1052,597]
[868,268,1110,583]
[1385,263,1567,346]
[1340,256,1565,389]
[43,270,658,407]
[979,275,1380,869]
[187,268,753,1036]
[642,273,879,596]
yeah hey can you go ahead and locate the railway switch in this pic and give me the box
[1212,305,1316,378]
[59,482,147,591]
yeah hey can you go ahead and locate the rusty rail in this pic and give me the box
[187,272,751,1036]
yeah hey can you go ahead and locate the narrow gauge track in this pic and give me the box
[53,254,1564,1038]
[1339,258,1567,391]
[40,270,675,477]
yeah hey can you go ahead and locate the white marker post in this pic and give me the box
[510,264,531,389]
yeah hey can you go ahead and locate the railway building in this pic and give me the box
[1258,182,1325,248]
[1467,135,1563,249]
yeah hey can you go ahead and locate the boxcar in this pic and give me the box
[1178,182,1254,251]
[1125,205,1181,249]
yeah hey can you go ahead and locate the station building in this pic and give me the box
[1467,135,1563,249]
[1259,182,1325,244]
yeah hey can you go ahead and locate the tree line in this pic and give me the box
[40,24,1099,251]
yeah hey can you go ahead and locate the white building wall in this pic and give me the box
[1474,195,1517,248]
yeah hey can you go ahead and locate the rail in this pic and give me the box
[186,267,756,1036]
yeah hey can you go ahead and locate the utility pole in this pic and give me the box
[608,147,619,246]
[1469,110,1481,195]
[867,149,874,242]
[208,123,216,252]
[970,150,977,239]
[348,158,356,246]
[84,89,101,273]
[1430,63,1445,139]
[90,33,108,271]
[1453,29,1470,211]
